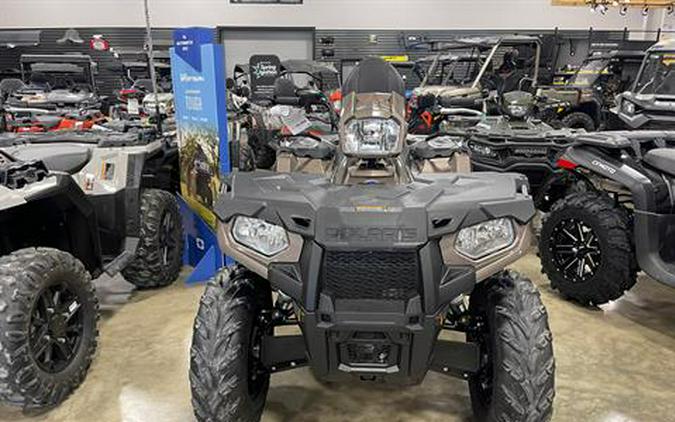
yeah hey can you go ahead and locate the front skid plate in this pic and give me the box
[261,330,479,382]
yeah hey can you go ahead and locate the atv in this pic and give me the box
[537,50,645,131]
[613,40,675,130]
[231,60,342,171]
[0,129,184,410]
[539,131,675,305]
[189,58,555,422]
[456,91,582,210]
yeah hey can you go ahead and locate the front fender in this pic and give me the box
[561,147,655,211]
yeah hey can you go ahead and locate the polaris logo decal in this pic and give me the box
[591,160,617,175]
[325,227,418,242]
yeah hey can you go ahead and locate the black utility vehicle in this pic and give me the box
[190,58,555,422]
[0,130,183,410]
[537,50,644,131]
[5,54,103,112]
[540,131,675,305]
[613,41,675,129]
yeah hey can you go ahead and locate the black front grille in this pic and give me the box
[322,250,421,301]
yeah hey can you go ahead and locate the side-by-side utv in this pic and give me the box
[190,58,555,422]
[613,40,675,130]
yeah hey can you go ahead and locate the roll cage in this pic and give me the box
[416,35,542,90]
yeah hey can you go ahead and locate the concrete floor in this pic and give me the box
[1,253,675,422]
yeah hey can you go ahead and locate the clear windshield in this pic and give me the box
[24,63,92,90]
[635,53,675,96]
[568,59,608,86]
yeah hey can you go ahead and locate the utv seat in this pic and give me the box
[644,148,675,177]
[11,145,91,174]
[0,78,26,100]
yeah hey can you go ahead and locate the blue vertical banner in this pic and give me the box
[170,27,230,282]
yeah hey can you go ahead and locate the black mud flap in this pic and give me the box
[262,335,308,373]
[430,340,480,379]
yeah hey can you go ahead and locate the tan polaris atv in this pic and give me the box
[189,58,555,422]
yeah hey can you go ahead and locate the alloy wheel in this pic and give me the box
[550,218,601,282]
[29,284,84,373]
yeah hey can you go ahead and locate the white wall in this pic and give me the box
[0,0,667,31]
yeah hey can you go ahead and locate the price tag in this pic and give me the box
[128,98,140,115]
[281,109,312,135]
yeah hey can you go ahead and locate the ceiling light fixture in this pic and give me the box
[642,6,649,16]
[619,5,629,15]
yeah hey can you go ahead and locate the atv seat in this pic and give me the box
[644,148,675,177]
[11,145,91,174]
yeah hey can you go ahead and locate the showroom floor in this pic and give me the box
[1,253,674,422]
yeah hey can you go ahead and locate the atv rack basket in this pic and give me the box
[0,156,49,189]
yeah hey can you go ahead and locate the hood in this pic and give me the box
[621,91,675,109]
[216,171,534,244]
[538,86,586,102]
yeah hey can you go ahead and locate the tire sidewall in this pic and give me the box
[190,269,272,422]
[123,190,184,288]
[0,249,98,408]
[467,273,555,421]
[562,112,596,131]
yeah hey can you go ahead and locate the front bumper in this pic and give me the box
[273,241,476,384]
[615,110,675,129]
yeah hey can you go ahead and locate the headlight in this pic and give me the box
[507,105,528,118]
[343,118,400,156]
[232,216,289,256]
[622,101,636,115]
[468,141,497,158]
[455,218,515,260]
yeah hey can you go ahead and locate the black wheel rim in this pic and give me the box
[29,284,84,373]
[550,217,602,282]
[159,211,177,266]
[247,320,267,398]
[471,317,494,408]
